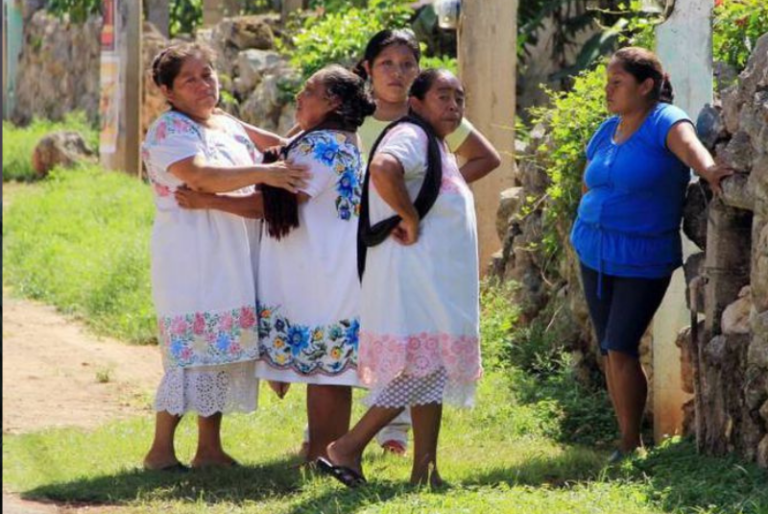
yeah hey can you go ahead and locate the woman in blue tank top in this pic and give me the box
[570,47,732,462]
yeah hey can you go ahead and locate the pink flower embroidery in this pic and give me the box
[240,307,256,329]
[171,317,188,336]
[193,313,206,335]
[220,312,233,332]
[154,182,171,197]
[155,121,167,142]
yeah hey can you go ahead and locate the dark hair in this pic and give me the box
[316,65,376,129]
[409,68,451,100]
[151,43,216,89]
[353,29,421,81]
[613,47,674,104]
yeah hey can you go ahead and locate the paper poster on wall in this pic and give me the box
[101,0,117,51]
[99,54,120,154]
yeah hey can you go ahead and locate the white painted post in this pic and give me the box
[653,0,713,442]
[3,0,24,119]
[457,0,517,274]
[146,0,169,37]
[99,0,142,175]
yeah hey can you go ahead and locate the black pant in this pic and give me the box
[580,263,671,358]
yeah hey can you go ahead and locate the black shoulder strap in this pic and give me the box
[357,114,443,280]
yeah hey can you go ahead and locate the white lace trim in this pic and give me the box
[365,367,476,408]
[154,361,258,417]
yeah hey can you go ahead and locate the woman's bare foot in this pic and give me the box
[143,449,183,470]
[410,464,444,487]
[326,441,363,477]
[191,449,239,469]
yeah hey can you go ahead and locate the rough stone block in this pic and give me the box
[497,187,525,242]
[748,310,768,368]
[722,286,752,335]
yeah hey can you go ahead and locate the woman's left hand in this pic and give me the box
[175,185,214,209]
[699,163,735,195]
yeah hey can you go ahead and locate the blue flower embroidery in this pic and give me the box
[312,138,341,166]
[338,169,358,197]
[287,325,311,356]
[345,319,360,351]
[170,339,185,357]
[216,333,231,353]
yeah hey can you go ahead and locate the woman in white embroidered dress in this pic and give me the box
[141,43,307,470]
[254,65,375,462]
[323,69,482,487]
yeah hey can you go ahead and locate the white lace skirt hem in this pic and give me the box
[154,361,258,417]
[364,367,476,409]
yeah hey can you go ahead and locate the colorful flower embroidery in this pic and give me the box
[258,302,358,376]
[158,305,259,368]
[291,132,363,221]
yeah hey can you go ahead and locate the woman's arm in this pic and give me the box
[369,153,419,245]
[217,110,287,150]
[175,187,264,219]
[667,122,734,194]
[454,129,501,184]
[168,155,309,194]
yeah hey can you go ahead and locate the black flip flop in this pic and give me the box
[148,462,191,473]
[315,457,367,488]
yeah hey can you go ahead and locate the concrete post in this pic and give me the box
[457,0,517,274]
[146,0,169,37]
[99,0,142,175]
[3,0,23,119]
[653,0,713,442]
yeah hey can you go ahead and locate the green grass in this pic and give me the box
[2,165,156,343]
[2,113,98,182]
[3,374,766,514]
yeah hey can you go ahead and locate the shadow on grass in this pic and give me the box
[22,457,304,506]
[623,438,768,514]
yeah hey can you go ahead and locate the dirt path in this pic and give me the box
[2,290,163,434]
[2,185,161,513]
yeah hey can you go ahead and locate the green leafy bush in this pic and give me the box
[713,0,768,72]
[3,166,156,344]
[2,113,98,183]
[45,0,101,23]
[479,281,520,370]
[527,65,607,270]
[287,1,413,82]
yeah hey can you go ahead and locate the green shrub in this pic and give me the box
[287,1,413,82]
[45,0,101,23]
[480,281,520,370]
[527,65,607,275]
[2,113,98,183]
[2,166,156,344]
[714,0,768,72]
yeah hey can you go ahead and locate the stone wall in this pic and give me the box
[12,10,102,124]
[13,8,296,137]
[683,33,768,467]
[494,34,768,467]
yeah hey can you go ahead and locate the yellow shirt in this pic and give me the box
[358,115,474,160]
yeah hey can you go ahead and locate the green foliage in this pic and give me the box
[45,0,101,23]
[528,65,607,270]
[169,0,203,38]
[309,0,369,10]
[420,54,458,75]
[713,0,768,72]
[287,1,413,83]
[479,281,520,370]
[2,113,98,183]
[2,166,156,344]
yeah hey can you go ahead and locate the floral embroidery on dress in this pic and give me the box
[292,132,363,220]
[258,302,359,376]
[158,305,260,368]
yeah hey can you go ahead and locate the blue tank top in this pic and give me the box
[570,102,693,278]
